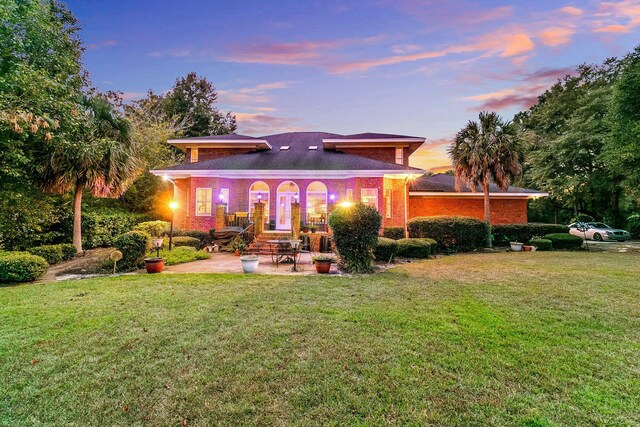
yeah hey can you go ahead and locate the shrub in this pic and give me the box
[397,238,435,258]
[83,211,152,248]
[329,203,382,273]
[492,223,569,246]
[159,247,211,266]
[627,214,640,239]
[529,238,553,251]
[27,245,63,265]
[174,230,209,248]
[167,236,201,248]
[382,226,404,240]
[408,216,487,252]
[0,252,49,283]
[544,233,583,250]
[113,231,151,271]
[374,237,399,263]
[134,221,171,238]
[59,244,77,261]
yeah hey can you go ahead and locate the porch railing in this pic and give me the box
[305,213,328,232]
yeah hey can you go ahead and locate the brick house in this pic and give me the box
[151,132,545,233]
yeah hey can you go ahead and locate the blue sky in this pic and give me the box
[68,0,640,171]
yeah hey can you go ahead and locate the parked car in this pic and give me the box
[569,222,630,241]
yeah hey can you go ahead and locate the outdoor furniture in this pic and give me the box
[267,239,300,267]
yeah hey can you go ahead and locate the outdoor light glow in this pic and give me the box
[257,192,262,200]
[169,201,178,210]
[339,201,354,208]
[329,194,335,201]
[163,174,169,181]
[218,192,224,202]
[294,192,299,202]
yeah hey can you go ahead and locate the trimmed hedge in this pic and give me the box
[544,233,583,250]
[167,236,201,248]
[374,237,399,262]
[492,223,569,246]
[60,244,77,260]
[382,226,404,240]
[82,211,152,249]
[529,238,553,251]
[134,221,171,238]
[0,252,49,283]
[397,238,435,258]
[627,214,640,239]
[408,216,487,252]
[27,245,63,265]
[113,231,151,271]
[174,230,209,248]
[329,203,382,273]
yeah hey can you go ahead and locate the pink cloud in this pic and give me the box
[86,40,117,50]
[148,49,192,58]
[594,24,632,33]
[538,27,575,46]
[235,112,305,135]
[558,6,584,16]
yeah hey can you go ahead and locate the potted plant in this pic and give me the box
[268,220,276,231]
[145,233,166,273]
[312,254,334,274]
[510,242,524,252]
[239,255,260,273]
[301,221,309,233]
[522,245,533,252]
[310,224,317,233]
[230,235,247,256]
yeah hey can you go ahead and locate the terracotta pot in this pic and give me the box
[314,260,332,274]
[523,245,533,252]
[234,249,240,256]
[144,257,165,274]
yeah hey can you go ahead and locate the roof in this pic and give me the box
[172,133,261,141]
[167,133,271,150]
[410,174,546,196]
[157,132,424,175]
[323,132,424,140]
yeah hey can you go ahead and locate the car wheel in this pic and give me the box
[593,233,603,241]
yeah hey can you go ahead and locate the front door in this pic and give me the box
[277,193,295,230]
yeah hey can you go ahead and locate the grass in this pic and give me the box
[1,251,639,426]
[156,246,211,266]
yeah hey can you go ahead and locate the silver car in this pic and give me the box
[569,222,631,241]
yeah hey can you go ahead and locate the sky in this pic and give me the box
[67,0,640,171]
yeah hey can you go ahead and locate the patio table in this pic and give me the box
[267,240,296,267]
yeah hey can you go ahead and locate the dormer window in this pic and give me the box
[191,147,199,163]
[395,147,403,165]
[309,145,318,150]
[280,146,290,150]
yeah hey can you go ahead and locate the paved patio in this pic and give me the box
[162,252,342,276]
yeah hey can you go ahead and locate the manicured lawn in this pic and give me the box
[1,252,639,426]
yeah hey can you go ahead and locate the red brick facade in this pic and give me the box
[408,196,528,224]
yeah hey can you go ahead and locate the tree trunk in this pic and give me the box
[73,183,83,254]
[483,179,492,248]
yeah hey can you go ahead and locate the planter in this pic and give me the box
[314,260,332,274]
[234,249,240,256]
[240,255,260,273]
[510,242,524,252]
[522,245,533,252]
[144,257,165,274]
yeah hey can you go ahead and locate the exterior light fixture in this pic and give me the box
[169,201,178,210]
[329,194,335,202]
[219,192,225,203]
[257,192,262,200]
[294,192,299,202]
[339,201,354,208]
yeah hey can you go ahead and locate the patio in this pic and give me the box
[160,251,342,276]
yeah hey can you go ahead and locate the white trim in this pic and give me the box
[248,181,270,217]
[409,191,548,199]
[385,188,392,218]
[151,169,423,179]
[195,188,213,216]
[276,181,299,230]
[168,138,272,148]
[190,147,198,163]
[323,138,425,143]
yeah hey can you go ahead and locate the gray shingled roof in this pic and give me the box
[172,133,262,141]
[410,174,545,194]
[163,132,422,172]
[325,132,423,140]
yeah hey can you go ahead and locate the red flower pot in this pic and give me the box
[144,257,165,274]
[523,245,533,252]
[314,260,332,274]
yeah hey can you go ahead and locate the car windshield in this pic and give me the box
[589,222,610,229]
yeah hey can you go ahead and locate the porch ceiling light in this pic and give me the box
[294,192,299,202]
[257,192,262,200]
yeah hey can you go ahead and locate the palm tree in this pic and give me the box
[448,111,523,247]
[36,95,140,253]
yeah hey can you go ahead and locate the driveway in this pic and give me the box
[585,240,640,253]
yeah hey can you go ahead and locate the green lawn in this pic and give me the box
[1,252,639,426]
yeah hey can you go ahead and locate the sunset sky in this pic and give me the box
[67,0,640,171]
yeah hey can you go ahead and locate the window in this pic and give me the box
[306,181,327,224]
[280,146,290,150]
[385,189,392,218]
[361,188,378,209]
[196,188,212,216]
[248,181,270,219]
[308,145,318,150]
[346,189,353,201]
[395,147,403,165]
[191,147,199,163]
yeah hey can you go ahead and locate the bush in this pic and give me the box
[382,226,404,240]
[408,216,487,252]
[113,231,151,271]
[174,230,209,248]
[374,237,399,263]
[82,211,152,249]
[134,221,171,238]
[529,238,553,251]
[627,214,640,239]
[329,203,382,273]
[492,223,569,246]
[0,252,49,283]
[166,236,201,248]
[544,233,583,250]
[397,238,435,258]
[59,244,77,261]
[27,245,63,265]
[159,247,211,266]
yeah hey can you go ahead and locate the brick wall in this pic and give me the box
[338,147,396,164]
[408,196,528,224]
[185,147,254,163]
